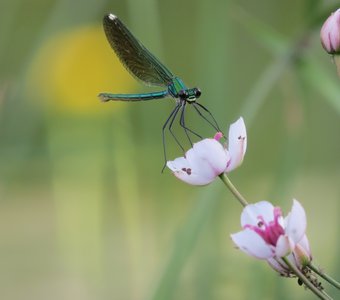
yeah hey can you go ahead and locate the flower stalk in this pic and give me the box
[282,257,332,300]
[219,173,248,207]
[333,55,340,78]
[308,263,340,290]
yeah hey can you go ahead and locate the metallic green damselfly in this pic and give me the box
[99,14,220,164]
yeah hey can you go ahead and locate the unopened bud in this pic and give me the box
[320,9,340,54]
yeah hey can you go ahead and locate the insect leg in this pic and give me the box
[179,102,202,145]
[192,102,221,132]
[161,104,182,172]
[179,102,193,146]
[168,104,184,152]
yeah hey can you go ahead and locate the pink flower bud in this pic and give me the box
[320,9,340,54]
[214,132,223,141]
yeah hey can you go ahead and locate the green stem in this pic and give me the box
[309,263,340,290]
[333,55,340,79]
[219,173,249,207]
[282,257,332,300]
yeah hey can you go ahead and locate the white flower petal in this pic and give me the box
[231,228,274,259]
[240,201,274,227]
[166,157,215,186]
[184,147,214,177]
[191,138,229,175]
[166,157,188,172]
[267,257,290,276]
[298,234,311,256]
[293,235,312,266]
[275,235,294,257]
[171,169,215,185]
[285,199,306,244]
[167,138,230,186]
[225,117,247,172]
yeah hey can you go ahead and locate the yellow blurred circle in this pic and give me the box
[27,25,136,114]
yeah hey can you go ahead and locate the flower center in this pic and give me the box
[245,207,285,246]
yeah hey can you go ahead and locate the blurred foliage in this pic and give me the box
[0,0,339,300]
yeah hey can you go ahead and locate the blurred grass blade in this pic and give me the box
[150,185,221,300]
[304,0,321,22]
[230,5,288,54]
[240,52,291,124]
[298,58,340,114]
[239,39,300,124]
[149,1,231,299]
[194,0,231,115]
[126,0,163,56]
[149,8,297,299]
[231,5,312,124]
[309,4,340,29]
[112,113,144,299]
[47,114,106,284]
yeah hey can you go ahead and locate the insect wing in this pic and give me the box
[103,14,174,86]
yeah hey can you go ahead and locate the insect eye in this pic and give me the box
[195,88,201,98]
[178,90,188,99]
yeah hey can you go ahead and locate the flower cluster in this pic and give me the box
[164,103,339,298]
[166,117,312,276]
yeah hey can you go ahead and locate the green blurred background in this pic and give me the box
[1,0,339,299]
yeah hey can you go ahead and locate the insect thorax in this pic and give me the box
[168,77,201,102]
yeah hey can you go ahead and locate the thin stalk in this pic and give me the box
[333,55,340,79]
[282,257,332,300]
[309,263,340,290]
[219,173,249,207]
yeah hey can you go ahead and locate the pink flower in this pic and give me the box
[320,9,340,54]
[166,117,247,185]
[231,199,312,276]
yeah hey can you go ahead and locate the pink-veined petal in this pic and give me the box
[275,235,295,257]
[285,199,306,244]
[225,117,247,172]
[240,201,275,227]
[231,228,274,259]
